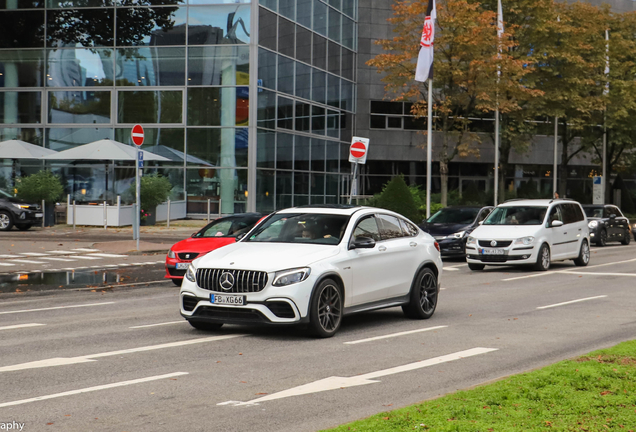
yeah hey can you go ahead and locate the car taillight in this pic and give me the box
[434,241,440,252]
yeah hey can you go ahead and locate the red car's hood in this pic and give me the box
[170,236,236,255]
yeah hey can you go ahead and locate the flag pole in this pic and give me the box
[426,79,433,219]
[602,29,609,204]
[494,109,499,205]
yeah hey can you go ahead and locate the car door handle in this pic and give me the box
[564,232,568,235]
[409,242,417,247]
[378,245,387,252]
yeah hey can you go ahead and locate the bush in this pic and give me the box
[16,170,64,203]
[128,174,173,210]
[374,176,421,223]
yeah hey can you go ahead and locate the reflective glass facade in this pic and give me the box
[0,0,355,214]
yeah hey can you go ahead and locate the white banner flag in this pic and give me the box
[415,0,436,82]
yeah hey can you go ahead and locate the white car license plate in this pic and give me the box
[480,248,505,255]
[35,213,43,217]
[211,294,245,305]
[176,262,189,270]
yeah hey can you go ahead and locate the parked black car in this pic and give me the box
[419,206,494,257]
[583,204,631,246]
[0,189,42,231]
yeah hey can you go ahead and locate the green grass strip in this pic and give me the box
[325,341,636,431]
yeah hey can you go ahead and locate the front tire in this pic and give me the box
[596,229,607,247]
[188,320,223,331]
[534,243,551,271]
[171,278,182,287]
[621,230,631,245]
[573,240,590,266]
[468,263,485,271]
[308,278,343,338]
[0,211,13,231]
[402,267,438,319]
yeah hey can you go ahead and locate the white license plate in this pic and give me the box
[35,213,43,217]
[480,248,505,255]
[211,294,245,305]
[176,262,189,270]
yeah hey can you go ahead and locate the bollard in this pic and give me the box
[103,201,107,229]
[67,194,71,224]
[167,199,171,229]
[42,200,45,228]
[207,198,211,223]
[218,198,222,218]
[72,200,76,230]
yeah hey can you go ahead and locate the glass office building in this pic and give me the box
[0,0,357,215]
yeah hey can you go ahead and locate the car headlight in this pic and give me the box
[450,230,466,239]
[167,249,176,259]
[466,236,477,245]
[11,203,29,210]
[588,221,598,228]
[514,236,535,245]
[272,267,311,287]
[185,264,196,283]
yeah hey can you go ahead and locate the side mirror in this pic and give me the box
[550,220,564,227]
[610,214,617,219]
[236,233,246,241]
[350,236,376,250]
[191,232,197,238]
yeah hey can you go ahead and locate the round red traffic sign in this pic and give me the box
[350,141,367,159]
[131,124,144,147]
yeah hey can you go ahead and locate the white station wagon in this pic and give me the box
[180,205,443,337]
[466,199,591,271]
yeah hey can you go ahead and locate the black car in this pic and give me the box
[583,204,631,246]
[0,189,43,231]
[419,206,494,257]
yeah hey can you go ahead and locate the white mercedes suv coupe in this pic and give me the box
[180,205,442,337]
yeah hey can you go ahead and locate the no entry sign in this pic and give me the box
[349,137,369,164]
[131,124,144,147]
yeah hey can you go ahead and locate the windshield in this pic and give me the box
[484,206,547,225]
[193,216,260,238]
[0,189,11,198]
[245,213,349,245]
[427,208,479,224]
[584,207,603,218]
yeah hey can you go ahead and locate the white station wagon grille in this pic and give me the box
[196,268,268,293]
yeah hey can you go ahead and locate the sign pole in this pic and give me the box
[131,124,145,251]
[136,154,140,251]
[348,137,370,205]
[349,161,358,205]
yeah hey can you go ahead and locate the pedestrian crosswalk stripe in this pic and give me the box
[0,263,15,267]
[45,250,76,254]
[0,255,22,259]
[88,253,128,258]
[19,252,48,257]
[71,248,101,252]
[41,257,76,262]
[9,260,46,264]
[68,256,102,260]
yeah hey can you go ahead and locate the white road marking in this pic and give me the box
[0,302,115,316]
[8,259,46,264]
[344,325,448,345]
[0,254,23,259]
[71,248,101,252]
[0,323,45,331]
[0,372,189,408]
[19,252,48,257]
[444,264,467,268]
[0,263,15,267]
[69,255,102,260]
[46,250,75,254]
[537,295,608,310]
[103,265,119,268]
[564,271,636,277]
[502,257,636,281]
[41,257,76,262]
[219,347,498,406]
[444,267,459,271]
[88,253,128,258]
[502,271,562,282]
[130,321,184,329]
[0,334,243,372]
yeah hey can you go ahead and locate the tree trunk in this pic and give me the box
[498,161,507,203]
[440,160,448,207]
[558,118,568,198]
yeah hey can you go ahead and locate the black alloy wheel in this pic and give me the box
[188,320,223,331]
[402,267,438,319]
[468,263,485,271]
[573,240,590,267]
[309,278,343,338]
[597,229,607,247]
[621,230,631,245]
[534,243,551,271]
[0,211,13,231]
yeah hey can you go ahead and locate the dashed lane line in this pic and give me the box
[537,295,608,310]
[344,325,448,345]
[0,302,115,315]
[502,257,636,282]
[0,323,46,331]
[0,372,189,408]
[130,321,184,329]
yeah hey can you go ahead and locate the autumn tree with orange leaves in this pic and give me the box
[368,0,539,206]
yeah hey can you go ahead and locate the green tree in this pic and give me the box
[374,176,421,223]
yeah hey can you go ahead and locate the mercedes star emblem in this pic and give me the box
[490,240,498,247]
[219,271,235,291]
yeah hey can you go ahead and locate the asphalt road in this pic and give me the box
[0,243,635,432]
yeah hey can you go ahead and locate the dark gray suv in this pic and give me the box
[0,189,42,231]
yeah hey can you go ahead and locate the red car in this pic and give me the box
[166,213,263,286]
